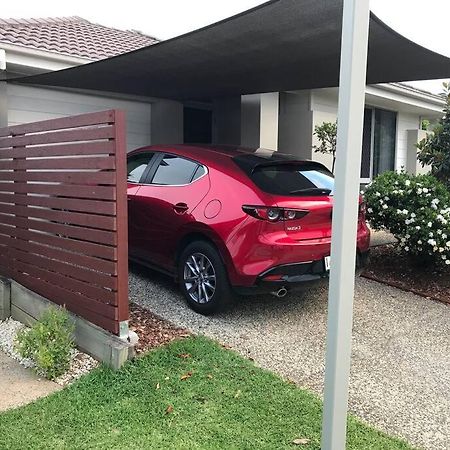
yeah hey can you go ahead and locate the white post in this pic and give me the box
[321,1,370,449]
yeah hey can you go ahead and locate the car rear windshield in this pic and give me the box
[234,157,334,196]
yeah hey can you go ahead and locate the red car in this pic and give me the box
[127,145,370,313]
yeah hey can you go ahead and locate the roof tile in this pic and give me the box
[0,16,158,60]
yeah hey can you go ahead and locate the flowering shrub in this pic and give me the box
[364,171,450,266]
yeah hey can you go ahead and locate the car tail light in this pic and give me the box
[242,205,309,222]
[358,202,366,221]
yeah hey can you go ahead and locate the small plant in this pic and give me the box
[417,81,450,187]
[313,121,337,173]
[364,171,450,267]
[15,306,74,380]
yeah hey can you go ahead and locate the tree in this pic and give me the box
[313,121,337,173]
[417,82,450,187]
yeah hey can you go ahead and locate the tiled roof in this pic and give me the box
[0,16,159,60]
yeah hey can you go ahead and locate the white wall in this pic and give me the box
[241,94,261,147]
[278,91,314,160]
[310,89,338,171]
[150,99,183,145]
[260,92,279,150]
[7,84,152,151]
[395,111,420,171]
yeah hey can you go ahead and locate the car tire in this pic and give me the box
[178,240,232,314]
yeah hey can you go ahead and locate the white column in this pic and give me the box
[321,1,370,449]
[260,92,279,149]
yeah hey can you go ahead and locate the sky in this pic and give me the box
[1,0,448,94]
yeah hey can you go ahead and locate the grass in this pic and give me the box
[0,336,413,450]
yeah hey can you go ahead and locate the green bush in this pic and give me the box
[15,306,74,380]
[364,171,450,266]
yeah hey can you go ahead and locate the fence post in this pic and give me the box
[112,110,129,338]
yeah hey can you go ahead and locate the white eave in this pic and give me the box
[0,42,93,72]
[366,82,445,115]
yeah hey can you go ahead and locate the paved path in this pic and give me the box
[0,351,61,412]
[130,267,450,450]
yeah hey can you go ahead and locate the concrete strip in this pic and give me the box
[10,281,134,369]
[0,277,11,320]
[0,350,61,412]
[130,268,450,450]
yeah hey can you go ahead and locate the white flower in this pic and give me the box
[405,180,411,186]
[446,260,450,265]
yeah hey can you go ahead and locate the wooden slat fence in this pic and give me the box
[0,110,128,334]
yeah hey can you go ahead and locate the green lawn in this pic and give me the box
[0,336,413,450]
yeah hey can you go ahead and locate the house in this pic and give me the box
[0,17,161,151]
[0,16,444,180]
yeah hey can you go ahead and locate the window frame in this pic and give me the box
[141,152,208,186]
[126,151,158,184]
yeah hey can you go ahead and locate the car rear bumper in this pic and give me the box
[234,249,370,295]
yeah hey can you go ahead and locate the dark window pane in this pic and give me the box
[361,108,373,178]
[152,155,198,185]
[373,109,397,176]
[192,165,206,181]
[251,163,334,196]
[127,153,153,183]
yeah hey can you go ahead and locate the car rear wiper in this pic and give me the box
[289,188,332,195]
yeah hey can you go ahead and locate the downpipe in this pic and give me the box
[271,287,288,298]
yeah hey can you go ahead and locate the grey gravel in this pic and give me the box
[130,265,450,450]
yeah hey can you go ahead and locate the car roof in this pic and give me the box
[128,144,312,167]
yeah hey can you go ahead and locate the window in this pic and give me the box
[127,153,153,183]
[250,163,334,196]
[192,165,206,181]
[151,155,199,185]
[373,109,397,176]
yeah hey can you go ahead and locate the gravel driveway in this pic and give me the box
[129,264,450,450]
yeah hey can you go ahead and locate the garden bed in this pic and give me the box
[129,303,190,354]
[363,244,450,305]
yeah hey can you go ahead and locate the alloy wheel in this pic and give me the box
[183,252,217,304]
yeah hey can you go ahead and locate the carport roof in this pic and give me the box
[13,0,450,101]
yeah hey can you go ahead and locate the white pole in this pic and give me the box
[321,0,370,449]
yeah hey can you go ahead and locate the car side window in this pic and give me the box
[151,155,199,185]
[127,153,154,183]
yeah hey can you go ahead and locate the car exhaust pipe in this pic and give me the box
[271,287,288,298]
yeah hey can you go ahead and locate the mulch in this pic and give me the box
[362,244,450,305]
[129,303,190,354]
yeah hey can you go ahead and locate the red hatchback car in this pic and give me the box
[127,145,370,313]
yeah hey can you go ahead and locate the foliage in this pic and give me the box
[417,82,450,186]
[313,121,337,173]
[15,306,74,380]
[0,336,412,450]
[364,171,450,266]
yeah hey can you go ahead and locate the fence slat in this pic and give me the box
[0,193,116,216]
[0,182,116,200]
[0,125,115,149]
[0,110,115,137]
[0,156,116,171]
[0,140,116,159]
[0,171,116,185]
[0,203,116,231]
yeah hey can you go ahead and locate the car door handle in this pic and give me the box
[173,202,189,214]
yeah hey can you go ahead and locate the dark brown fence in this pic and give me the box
[0,110,128,335]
